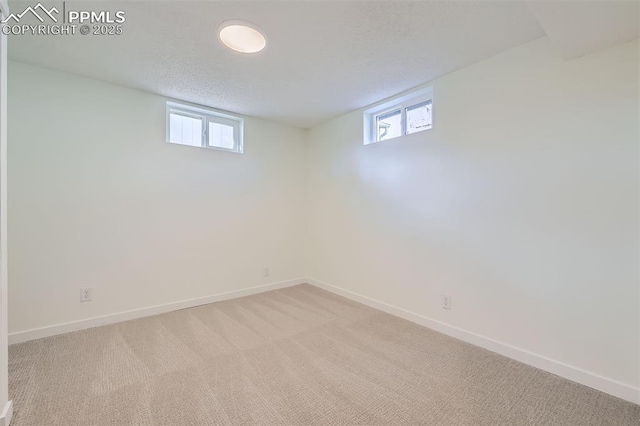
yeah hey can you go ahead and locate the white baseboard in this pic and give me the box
[0,400,12,426]
[8,276,639,405]
[307,278,640,405]
[8,278,306,345]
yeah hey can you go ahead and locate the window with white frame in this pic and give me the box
[166,101,243,153]
[363,87,432,145]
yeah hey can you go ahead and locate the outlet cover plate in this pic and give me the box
[442,294,452,310]
[80,288,92,302]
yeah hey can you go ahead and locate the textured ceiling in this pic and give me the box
[8,1,548,128]
[527,0,639,60]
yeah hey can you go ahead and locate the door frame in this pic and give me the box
[0,0,11,424]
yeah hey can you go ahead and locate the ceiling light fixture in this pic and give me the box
[218,21,267,54]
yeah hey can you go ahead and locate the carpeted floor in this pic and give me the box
[8,284,640,425]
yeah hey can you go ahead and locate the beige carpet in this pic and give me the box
[8,284,640,425]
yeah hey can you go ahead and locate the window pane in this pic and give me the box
[376,109,402,141]
[406,100,432,134]
[169,112,202,147]
[208,121,235,150]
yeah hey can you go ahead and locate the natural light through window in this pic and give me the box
[363,87,433,145]
[376,109,402,141]
[406,100,432,135]
[208,121,235,150]
[169,112,203,147]
[166,101,243,153]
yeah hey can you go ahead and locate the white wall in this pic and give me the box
[8,61,307,334]
[306,38,639,392]
[7,37,639,402]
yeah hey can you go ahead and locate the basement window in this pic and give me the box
[166,101,243,153]
[363,87,432,145]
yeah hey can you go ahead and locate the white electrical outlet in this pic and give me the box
[441,294,452,310]
[80,288,93,302]
[263,268,270,277]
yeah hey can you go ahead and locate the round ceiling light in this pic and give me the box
[218,21,267,54]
